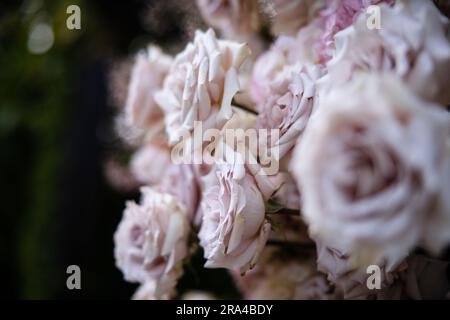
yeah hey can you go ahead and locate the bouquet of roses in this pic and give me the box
[109,0,450,300]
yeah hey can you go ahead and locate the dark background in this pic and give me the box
[2,0,449,300]
[0,0,239,299]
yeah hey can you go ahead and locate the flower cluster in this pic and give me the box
[110,0,450,299]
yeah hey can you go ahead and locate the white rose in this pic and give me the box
[198,159,270,273]
[292,74,450,266]
[122,46,172,142]
[256,62,321,160]
[321,0,450,105]
[130,138,172,185]
[114,188,190,292]
[155,29,251,145]
[132,267,182,300]
[250,20,324,108]
[316,240,407,299]
[158,164,201,225]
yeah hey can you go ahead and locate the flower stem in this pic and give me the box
[266,208,300,216]
[232,99,259,115]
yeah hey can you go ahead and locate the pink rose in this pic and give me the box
[316,240,407,299]
[198,159,270,273]
[292,74,450,266]
[114,188,190,293]
[132,268,181,300]
[130,138,172,186]
[322,0,450,105]
[158,164,202,225]
[250,20,324,108]
[121,46,172,142]
[256,62,321,160]
[250,42,289,108]
[318,0,395,63]
[155,29,251,145]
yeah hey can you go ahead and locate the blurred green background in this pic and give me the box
[0,0,239,299]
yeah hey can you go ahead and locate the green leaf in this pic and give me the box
[265,199,284,214]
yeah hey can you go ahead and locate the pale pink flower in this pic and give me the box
[204,110,285,199]
[292,74,450,266]
[132,268,182,300]
[130,138,172,186]
[155,29,251,145]
[114,188,190,289]
[316,240,407,299]
[198,159,270,273]
[318,0,395,63]
[321,0,450,105]
[256,62,321,160]
[158,164,202,225]
[122,46,172,142]
[250,19,324,108]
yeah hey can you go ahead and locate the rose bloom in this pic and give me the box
[316,240,407,299]
[250,19,324,108]
[132,268,182,300]
[121,46,172,142]
[321,0,450,105]
[196,0,260,39]
[318,0,395,63]
[132,281,163,300]
[270,0,326,36]
[155,29,251,145]
[202,109,285,200]
[233,247,334,300]
[130,138,172,186]
[158,164,202,226]
[198,159,270,274]
[256,62,321,160]
[292,74,450,266]
[114,188,190,294]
